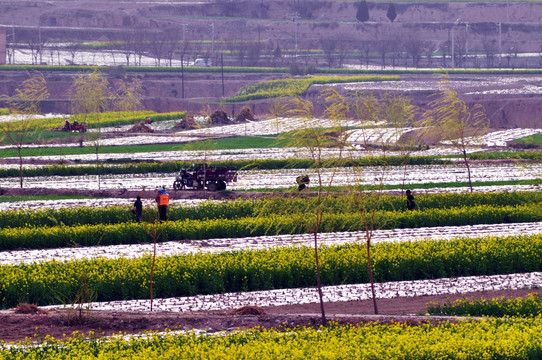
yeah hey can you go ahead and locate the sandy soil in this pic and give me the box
[1,288,539,343]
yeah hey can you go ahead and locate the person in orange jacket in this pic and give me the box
[155,187,170,221]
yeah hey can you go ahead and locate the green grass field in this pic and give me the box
[516,133,542,144]
[0,136,290,158]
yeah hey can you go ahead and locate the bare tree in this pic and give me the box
[359,40,372,69]
[247,41,262,66]
[67,42,79,65]
[375,27,394,69]
[376,39,391,69]
[404,37,426,68]
[26,36,43,65]
[336,38,352,68]
[272,42,282,66]
[506,45,519,69]
[482,38,498,68]
[453,30,467,68]
[438,40,450,68]
[388,37,401,68]
[0,72,49,188]
[424,41,438,67]
[320,38,336,69]
[120,32,137,66]
[164,27,181,67]
[133,29,148,66]
[148,31,167,66]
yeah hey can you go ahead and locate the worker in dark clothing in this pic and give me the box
[406,189,416,210]
[155,187,170,221]
[296,175,310,191]
[133,195,143,223]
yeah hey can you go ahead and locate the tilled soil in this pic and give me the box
[1,288,539,343]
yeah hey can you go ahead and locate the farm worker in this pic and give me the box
[133,195,143,223]
[296,175,310,191]
[406,189,416,211]
[155,187,170,221]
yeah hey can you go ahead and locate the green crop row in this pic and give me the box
[2,191,540,230]
[256,191,542,218]
[0,156,449,178]
[469,151,542,160]
[227,75,400,102]
[2,318,542,359]
[1,202,541,251]
[427,293,542,317]
[0,233,540,308]
[0,201,255,229]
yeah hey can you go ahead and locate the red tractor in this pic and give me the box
[62,120,88,132]
[173,163,237,191]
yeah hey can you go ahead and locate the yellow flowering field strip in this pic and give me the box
[0,234,540,308]
[427,292,542,317]
[1,319,542,359]
[2,111,186,132]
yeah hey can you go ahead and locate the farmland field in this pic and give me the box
[0,90,542,357]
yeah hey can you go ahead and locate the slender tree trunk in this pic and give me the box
[18,147,23,188]
[95,146,100,190]
[366,236,378,314]
[150,226,157,311]
[313,230,326,324]
[462,149,473,192]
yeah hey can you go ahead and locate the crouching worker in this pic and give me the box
[296,175,310,191]
[155,187,170,221]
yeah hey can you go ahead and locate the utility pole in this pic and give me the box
[221,53,224,97]
[38,25,42,65]
[498,22,502,68]
[211,23,214,57]
[181,24,187,98]
[293,12,299,63]
[11,23,15,64]
[451,25,455,68]
[465,23,469,56]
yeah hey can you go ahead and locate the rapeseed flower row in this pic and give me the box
[2,318,542,359]
[0,233,540,308]
[229,75,400,102]
[428,292,542,317]
[0,202,540,251]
